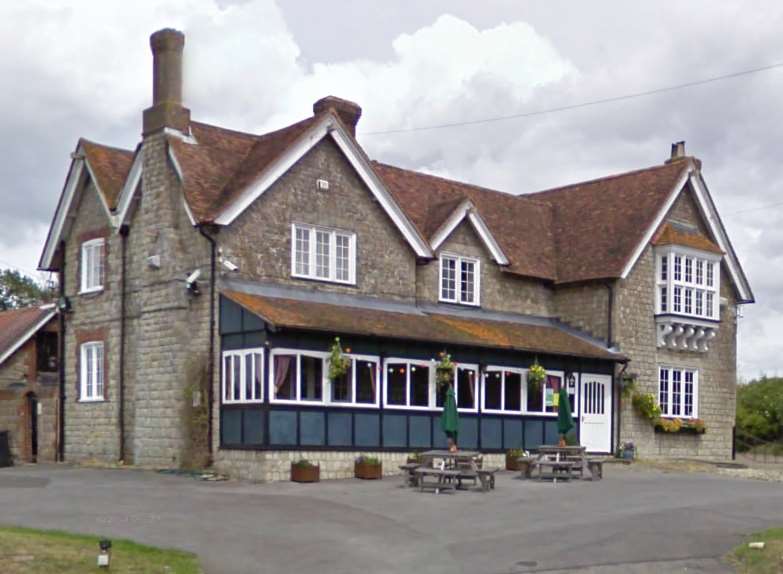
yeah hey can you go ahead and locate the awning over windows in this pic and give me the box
[222,290,624,362]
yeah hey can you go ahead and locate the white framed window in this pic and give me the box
[482,367,524,413]
[80,341,104,401]
[291,224,356,285]
[439,254,480,306]
[526,371,567,415]
[80,238,105,293]
[656,247,720,320]
[328,353,380,408]
[384,358,434,410]
[658,366,698,418]
[270,349,327,404]
[435,363,479,412]
[222,349,264,404]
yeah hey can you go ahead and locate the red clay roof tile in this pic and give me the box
[81,139,135,210]
[0,307,55,365]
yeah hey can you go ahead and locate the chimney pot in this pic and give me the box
[313,96,362,137]
[143,28,190,135]
[665,141,689,165]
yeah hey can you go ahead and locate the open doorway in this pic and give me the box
[26,392,38,463]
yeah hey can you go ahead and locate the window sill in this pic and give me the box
[78,287,104,296]
[290,273,357,288]
[438,299,481,308]
[77,398,106,404]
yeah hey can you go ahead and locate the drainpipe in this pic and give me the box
[57,241,66,462]
[616,360,629,453]
[198,225,217,461]
[604,282,614,348]
[118,224,129,463]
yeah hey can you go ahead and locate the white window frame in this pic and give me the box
[221,348,264,404]
[325,353,380,408]
[269,348,329,405]
[658,366,699,419]
[383,358,435,411]
[80,238,105,294]
[79,341,105,402]
[290,223,356,285]
[434,362,480,413]
[656,246,720,321]
[439,253,480,306]
[524,369,567,417]
[481,366,526,414]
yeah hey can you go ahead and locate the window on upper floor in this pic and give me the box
[80,341,104,401]
[656,248,720,320]
[291,223,356,285]
[80,238,104,293]
[439,254,480,306]
[658,366,698,418]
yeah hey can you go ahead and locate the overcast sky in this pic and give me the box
[1,1,780,379]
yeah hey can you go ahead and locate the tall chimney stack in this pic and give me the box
[143,28,190,135]
[313,96,362,138]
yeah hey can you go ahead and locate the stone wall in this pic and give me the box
[214,449,505,482]
[552,283,610,343]
[615,185,738,459]
[416,221,553,316]
[220,138,417,302]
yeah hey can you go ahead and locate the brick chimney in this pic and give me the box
[143,28,190,135]
[313,96,362,137]
[665,140,702,170]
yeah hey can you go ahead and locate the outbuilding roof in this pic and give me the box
[0,306,57,367]
[223,289,623,362]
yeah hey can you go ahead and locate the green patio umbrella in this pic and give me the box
[557,387,574,438]
[440,385,459,445]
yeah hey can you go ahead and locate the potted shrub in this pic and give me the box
[291,459,320,483]
[506,448,525,471]
[354,455,383,479]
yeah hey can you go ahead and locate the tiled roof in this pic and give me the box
[223,290,622,361]
[527,161,691,283]
[0,306,56,366]
[171,118,317,222]
[652,222,723,254]
[74,110,697,284]
[81,139,135,210]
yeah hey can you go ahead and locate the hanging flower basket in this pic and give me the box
[328,337,351,382]
[527,360,546,392]
[435,351,455,389]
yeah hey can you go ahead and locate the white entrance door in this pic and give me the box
[580,374,612,453]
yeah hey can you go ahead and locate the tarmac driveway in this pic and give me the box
[1,463,781,573]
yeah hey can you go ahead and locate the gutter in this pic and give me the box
[198,224,217,461]
[57,242,66,462]
[118,224,129,462]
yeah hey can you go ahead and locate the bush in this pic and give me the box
[736,377,783,443]
[632,392,661,422]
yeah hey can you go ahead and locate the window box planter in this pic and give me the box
[291,461,320,483]
[354,459,383,480]
[654,418,706,435]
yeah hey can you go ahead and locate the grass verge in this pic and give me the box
[728,527,783,573]
[0,525,201,573]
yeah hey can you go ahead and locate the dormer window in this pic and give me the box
[656,247,720,320]
[439,254,480,306]
[80,238,104,293]
[291,223,356,285]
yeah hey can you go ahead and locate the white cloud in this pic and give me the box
[0,0,780,379]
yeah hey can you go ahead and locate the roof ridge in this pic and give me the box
[526,161,690,198]
[370,160,552,209]
[79,138,134,155]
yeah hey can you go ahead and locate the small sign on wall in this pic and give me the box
[37,403,42,416]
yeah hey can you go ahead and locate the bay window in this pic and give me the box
[291,223,356,284]
[482,368,523,413]
[435,364,479,412]
[222,349,263,403]
[439,254,480,306]
[656,248,720,320]
[658,366,698,418]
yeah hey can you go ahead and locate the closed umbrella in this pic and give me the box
[440,385,459,449]
[557,387,574,440]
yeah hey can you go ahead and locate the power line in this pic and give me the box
[725,200,783,218]
[360,61,783,136]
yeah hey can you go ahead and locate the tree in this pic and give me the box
[736,376,783,443]
[0,269,54,310]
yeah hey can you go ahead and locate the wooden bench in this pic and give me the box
[398,463,421,487]
[586,459,603,481]
[415,468,461,494]
[476,468,499,492]
[536,460,580,482]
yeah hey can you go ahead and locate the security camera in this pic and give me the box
[186,269,201,285]
[221,259,239,272]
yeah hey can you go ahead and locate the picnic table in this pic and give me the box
[533,446,586,483]
[413,450,498,493]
